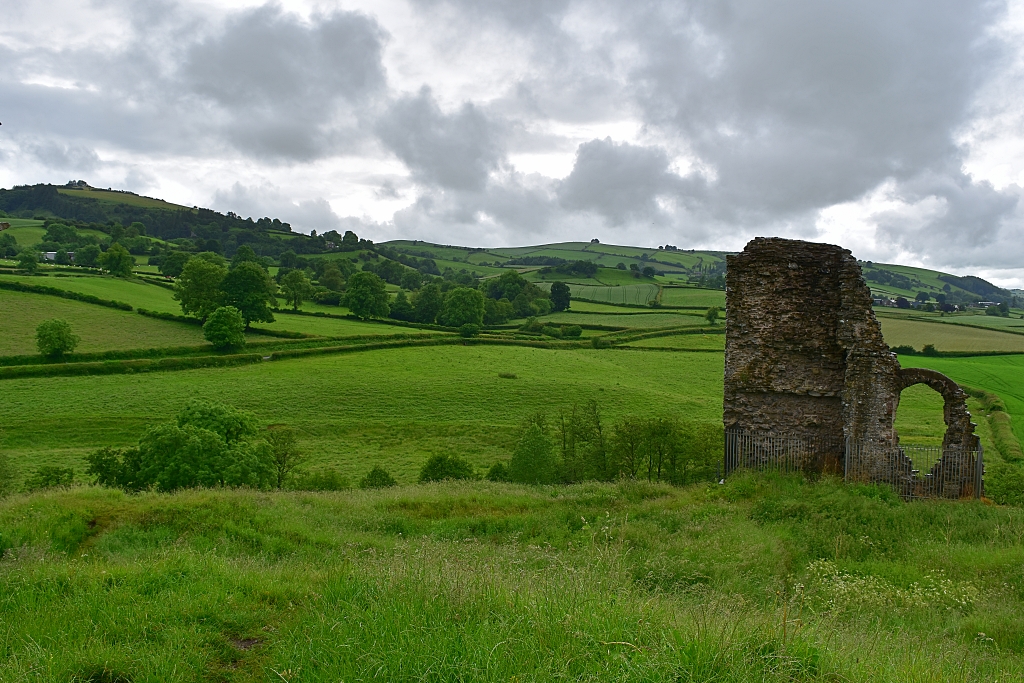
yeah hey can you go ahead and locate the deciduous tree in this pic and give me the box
[98,243,135,277]
[203,306,246,350]
[36,319,80,358]
[549,281,571,312]
[174,258,227,320]
[343,271,390,319]
[280,269,314,310]
[220,261,277,325]
[438,287,485,327]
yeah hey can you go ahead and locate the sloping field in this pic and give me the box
[659,287,725,307]
[57,188,191,211]
[0,274,180,313]
[252,313,438,337]
[0,345,724,482]
[622,333,725,350]
[0,289,213,355]
[901,354,1024,446]
[560,283,659,305]
[879,316,1024,352]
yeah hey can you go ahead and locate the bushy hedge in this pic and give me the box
[0,352,264,380]
[0,279,132,310]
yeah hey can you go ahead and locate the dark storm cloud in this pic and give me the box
[376,87,505,191]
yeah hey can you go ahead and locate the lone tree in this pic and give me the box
[280,269,314,310]
[99,243,135,278]
[203,306,246,350]
[16,250,38,273]
[36,319,80,358]
[220,261,277,325]
[549,281,571,312]
[343,271,390,319]
[359,465,397,489]
[704,306,720,325]
[174,258,227,320]
[266,425,306,489]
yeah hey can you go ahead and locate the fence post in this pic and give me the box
[975,443,984,500]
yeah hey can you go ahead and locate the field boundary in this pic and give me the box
[962,385,1024,463]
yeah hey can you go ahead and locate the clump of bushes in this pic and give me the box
[291,467,350,491]
[360,465,397,489]
[85,400,276,491]
[23,466,75,491]
[419,454,475,483]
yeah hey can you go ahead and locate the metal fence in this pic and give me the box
[724,428,983,501]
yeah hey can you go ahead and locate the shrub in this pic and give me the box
[291,467,350,491]
[459,323,481,337]
[486,462,511,482]
[705,306,720,325]
[36,319,80,358]
[360,465,397,489]
[921,344,938,356]
[23,465,75,491]
[85,447,143,491]
[540,325,562,338]
[419,454,475,483]
[985,461,1024,506]
[0,453,18,496]
[498,372,517,379]
[891,345,917,355]
[203,306,246,350]
[561,325,583,338]
[509,423,555,484]
[16,250,39,273]
[592,337,612,349]
[266,425,306,489]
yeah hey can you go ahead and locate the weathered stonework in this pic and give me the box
[724,237,978,487]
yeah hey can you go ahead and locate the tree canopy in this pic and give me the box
[438,287,485,327]
[203,306,246,350]
[36,319,80,358]
[174,258,227,320]
[343,271,390,319]
[220,261,276,325]
[98,243,135,277]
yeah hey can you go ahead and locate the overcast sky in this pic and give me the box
[2,0,1024,284]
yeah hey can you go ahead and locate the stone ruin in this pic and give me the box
[723,237,980,497]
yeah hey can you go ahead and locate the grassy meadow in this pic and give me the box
[3,253,1024,681]
[1,477,1023,681]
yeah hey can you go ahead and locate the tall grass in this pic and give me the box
[1,475,1022,681]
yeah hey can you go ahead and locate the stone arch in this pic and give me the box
[897,368,978,450]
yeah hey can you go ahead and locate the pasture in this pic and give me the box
[660,286,727,307]
[879,316,1024,352]
[1,476,1023,681]
[0,345,725,484]
[57,187,191,211]
[0,290,213,355]
[0,273,182,313]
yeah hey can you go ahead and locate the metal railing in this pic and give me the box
[723,428,983,501]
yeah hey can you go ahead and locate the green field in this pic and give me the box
[545,311,705,328]
[879,316,1024,352]
[0,290,216,355]
[2,475,1022,681]
[57,187,191,211]
[0,345,724,483]
[549,282,659,305]
[660,286,726,307]
[0,273,182,313]
[623,333,726,350]
[4,244,1024,681]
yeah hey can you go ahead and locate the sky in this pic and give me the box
[2,0,1024,285]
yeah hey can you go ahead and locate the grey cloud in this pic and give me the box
[558,138,684,224]
[213,182,343,233]
[377,87,505,191]
[182,5,388,159]
[27,140,101,171]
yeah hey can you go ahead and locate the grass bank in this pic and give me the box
[0,475,1022,681]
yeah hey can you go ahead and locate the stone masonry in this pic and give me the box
[723,237,978,488]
